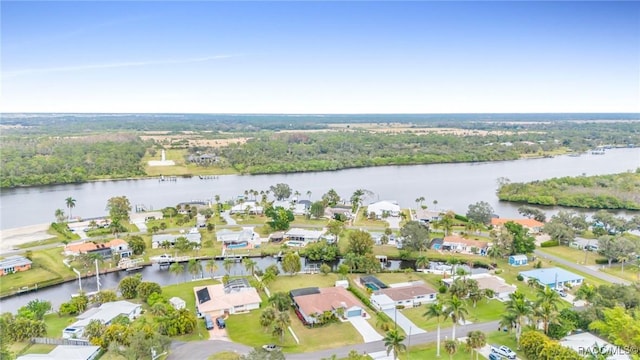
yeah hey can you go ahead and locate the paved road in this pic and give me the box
[534,249,630,285]
[166,320,500,360]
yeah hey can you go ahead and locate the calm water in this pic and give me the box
[1,148,639,230]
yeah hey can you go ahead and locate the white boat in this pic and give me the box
[150,254,173,263]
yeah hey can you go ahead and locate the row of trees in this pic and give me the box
[497,170,640,210]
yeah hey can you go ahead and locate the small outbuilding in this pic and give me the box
[169,297,186,310]
[508,254,528,267]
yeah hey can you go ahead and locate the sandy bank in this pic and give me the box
[0,223,52,253]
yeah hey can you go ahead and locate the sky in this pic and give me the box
[1,1,639,114]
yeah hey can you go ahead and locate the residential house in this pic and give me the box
[519,267,584,289]
[63,239,132,259]
[442,273,516,301]
[491,218,544,233]
[151,228,201,249]
[414,209,442,224]
[284,228,324,244]
[0,255,32,276]
[508,254,528,266]
[371,281,437,310]
[229,201,263,215]
[215,227,256,247]
[272,200,308,216]
[194,279,261,317]
[366,201,401,219]
[169,297,186,310]
[62,301,141,339]
[16,345,101,360]
[290,287,364,325]
[432,235,488,255]
[325,207,353,220]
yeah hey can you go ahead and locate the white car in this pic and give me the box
[491,345,516,359]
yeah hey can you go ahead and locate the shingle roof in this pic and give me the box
[378,283,436,301]
[0,255,32,268]
[293,287,361,315]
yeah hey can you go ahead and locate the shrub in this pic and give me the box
[595,258,616,265]
[494,269,503,274]
[454,214,468,222]
[540,240,559,247]
[438,285,448,294]
[472,260,491,269]
[517,274,524,281]
[535,260,543,269]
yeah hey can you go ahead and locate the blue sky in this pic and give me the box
[2,1,639,113]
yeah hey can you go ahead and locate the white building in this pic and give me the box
[17,345,101,360]
[151,227,201,249]
[285,228,325,244]
[63,301,141,339]
[367,201,401,218]
[230,201,263,215]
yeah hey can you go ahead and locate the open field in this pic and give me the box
[600,263,640,283]
[142,148,237,176]
[537,246,605,266]
[267,273,341,294]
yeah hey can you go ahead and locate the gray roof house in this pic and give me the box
[62,300,142,339]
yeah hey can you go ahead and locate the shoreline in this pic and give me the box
[0,223,52,253]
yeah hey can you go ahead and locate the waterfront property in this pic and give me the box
[519,267,584,289]
[290,286,364,325]
[229,201,263,215]
[325,207,353,220]
[430,235,488,255]
[16,345,101,360]
[370,281,437,310]
[414,209,442,223]
[215,227,257,249]
[0,255,32,276]
[366,201,401,218]
[63,239,132,259]
[194,279,261,317]
[284,228,325,244]
[443,273,517,301]
[151,227,201,249]
[491,218,545,233]
[508,254,529,266]
[62,300,142,339]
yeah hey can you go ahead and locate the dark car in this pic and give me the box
[489,354,504,360]
[216,317,226,329]
[262,344,279,352]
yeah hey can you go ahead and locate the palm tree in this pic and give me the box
[535,286,561,334]
[273,311,291,343]
[187,259,201,279]
[444,339,457,360]
[445,295,469,340]
[527,278,539,288]
[306,190,312,200]
[260,308,276,332]
[415,256,429,270]
[206,259,218,277]
[486,246,502,260]
[169,262,184,282]
[243,257,257,276]
[433,200,438,210]
[376,311,391,331]
[575,283,598,305]
[499,311,517,333]
[505,291,533,348]
[618,255,629,273]
[54,208,66,223]
[383,329,406,360]
[223,258,234,275]
[466,330,487,360]
[65,197,76,221]
[424,302,445,357]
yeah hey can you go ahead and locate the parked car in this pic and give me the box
[489,354,504,360]
[216,317,226,329]
[204,315,214,330]
[262,344,279,352]
[554,288,567,297]
[490,345,516,359]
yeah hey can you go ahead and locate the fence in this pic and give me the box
[31,337,91,346]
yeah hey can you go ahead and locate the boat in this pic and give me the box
[150,254,173,263]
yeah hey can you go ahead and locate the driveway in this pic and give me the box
[383,309,426,335]
[348,316,383,343]
[385,216,401,230]
[168,340,252,360]
[221,211,237,226]
[534,249,630,285]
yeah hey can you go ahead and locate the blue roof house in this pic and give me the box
[508,255,528,267]
[519,267,584,289]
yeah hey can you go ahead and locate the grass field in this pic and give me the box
[267,273,341,294]
[143,148,238,177]
[209,352,241,360]
[0,247,76,296]
[162,278,219,311]
[600,263,640,283]
[44,313,77,337]
[402,299,505,332]
[537,246,605,266]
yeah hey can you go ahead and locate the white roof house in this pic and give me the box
[230,201,263,215]
[151,228,201,248]
[17,345,101,360]
[63,301,141,339]
[367,201,401,218]
[169,297,186,310]
[216,227,256,243]
[284,228,325,243]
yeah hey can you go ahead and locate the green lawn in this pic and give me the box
[291,216,329,227]
[208,352,242,360]
[287,311,365,352]
[402,299,505,332]
[0,247,77,296]
[21,343,57,354]
[225,308,298,349]
[44,313,77,337]
[399,341,471,360]
[162,278,219,311]
[537,246,605,266]
[16,237,62,249]
[143,148,238,177]
[600,263,640,283]
[267,274,341,294]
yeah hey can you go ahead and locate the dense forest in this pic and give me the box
[0,134,147,188]
[497,171,640,210]
[1,114,640,187]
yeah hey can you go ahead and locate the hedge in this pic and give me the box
[595,258,616,265]
[540,240,559,247]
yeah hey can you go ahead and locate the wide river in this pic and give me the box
[1,148,639,230]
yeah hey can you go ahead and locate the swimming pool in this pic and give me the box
[365,283,380,291]
[226,242,248,249]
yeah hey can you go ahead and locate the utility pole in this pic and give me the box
[95,259,101,292]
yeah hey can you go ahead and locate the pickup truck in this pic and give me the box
[490,345,517,359]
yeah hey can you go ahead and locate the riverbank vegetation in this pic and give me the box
[2,114,640,187]
[497,170,640,210]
